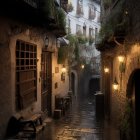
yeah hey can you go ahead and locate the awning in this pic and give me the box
[57,37,69,46]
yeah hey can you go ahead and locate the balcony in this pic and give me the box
[96,0,129,51]
[0,0,66,36]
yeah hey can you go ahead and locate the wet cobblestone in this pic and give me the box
[42,95,104,140]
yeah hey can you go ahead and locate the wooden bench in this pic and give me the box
[21,113,43,133]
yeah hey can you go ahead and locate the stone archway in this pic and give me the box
[126,69,140,140]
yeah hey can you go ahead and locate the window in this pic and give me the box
[88,5,96,20]
[89,28,95,44]
[95,28,98,42]
[83,25,86,36]
[76,24,82,35]
[89,28,94,37]
[16,40,37,110]
[76,0,83,15]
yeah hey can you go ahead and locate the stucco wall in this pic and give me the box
[52,50,70,113]
[0,17,66,139]
[0,19,13,139]
[0,44,12,139]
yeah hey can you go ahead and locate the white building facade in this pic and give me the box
[67,0,101,61]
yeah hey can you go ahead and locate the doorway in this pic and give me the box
[127,69,140,140]
[41,50,52,116]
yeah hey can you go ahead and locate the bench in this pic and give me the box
[21,113,43,133]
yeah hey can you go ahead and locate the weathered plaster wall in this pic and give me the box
[9,29,44,117]
[51,49,70,114]
[0,18,13,139]
[109,43,140,127]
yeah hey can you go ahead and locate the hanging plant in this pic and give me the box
[98,0,126,43]
[66,34,78,46]
[39,0,55,19]
[58,46,67,64]
[74,43,79,61]
[57,8,66,29]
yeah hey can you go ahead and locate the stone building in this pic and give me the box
[0,0,70,139]
[66,0,101,97]
[96,0,140,139]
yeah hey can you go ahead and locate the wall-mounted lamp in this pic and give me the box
[118,55,125,63]
[81,64,85,69]
[61,65,66,81]
[113,77,119,91]
[104,67,109,73]
[45,36,49,47]
[118,55,125,73]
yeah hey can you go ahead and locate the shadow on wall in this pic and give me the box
[5,116,22,138]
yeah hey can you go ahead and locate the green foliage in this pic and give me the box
[103,0,112,9]
[40,0,55,18]
[57,8,66,28]
[99,0,125,41]
[74,44,79,61]
[77,35,88,44]
[66,34,78,46]
[120,99,133,140]
[89,37,95,44]
[58,46,67,64]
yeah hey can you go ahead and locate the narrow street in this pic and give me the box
[35,93,104,140]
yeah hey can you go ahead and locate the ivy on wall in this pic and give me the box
[58,46,67,64]
[119,99,133,140]
[99,0,126,42]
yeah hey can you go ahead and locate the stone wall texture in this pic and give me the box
[101,0,140,129]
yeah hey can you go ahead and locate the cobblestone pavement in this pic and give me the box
[42,94,104,140]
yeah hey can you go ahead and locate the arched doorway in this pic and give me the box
[127,69,140,140]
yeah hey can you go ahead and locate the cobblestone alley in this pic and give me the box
[37,93,104,140]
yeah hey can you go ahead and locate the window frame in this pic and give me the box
[15,39,37,110]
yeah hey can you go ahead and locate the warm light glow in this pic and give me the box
[62,67,66,73]
[81,64,84,69]
[113,84,119,90]
[104,67,109,73]
[118,55,125,63]
[113,77,119,91]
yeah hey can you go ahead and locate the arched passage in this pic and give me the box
[127,69,140,140]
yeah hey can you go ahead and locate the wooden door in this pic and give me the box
[41,51,52,116]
